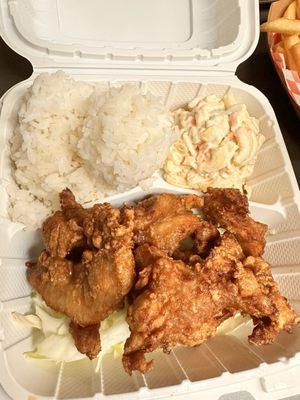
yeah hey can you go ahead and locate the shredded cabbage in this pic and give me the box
[216,312,253,338]
[12,294,252,365]
[12,293,129,363]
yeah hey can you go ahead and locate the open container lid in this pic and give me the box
[0,0,259,74]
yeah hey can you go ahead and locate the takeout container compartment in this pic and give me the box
[1,1,300,399]
[266,0,300,117]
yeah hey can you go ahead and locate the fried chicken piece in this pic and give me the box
[133,244,167,293]
[170,219,219,262]
[69,322,101,360]
[135,212,203,254]
[123,233,298,374]
[133,193,204,231]
[42,189,91,258]
[28,205,135,327]
[26,250,72,284]
[133,193,204,254]
[172,248,195,263]
[203,188,267,256]
[43,189,124,255]
[194,219,220,256]
[134,244,166,270]
[29,189,136,359]
[236,256,299,344]
[123,233,243,374]
[42,211,85,258]
[28,190,298,368]
[59,188,87,221]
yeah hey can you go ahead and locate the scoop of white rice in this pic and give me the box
[8,72,177,228]
[78,84,178,191]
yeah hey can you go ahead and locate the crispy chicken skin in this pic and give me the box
[133,194,203,248]
[135,212,203,255]
[123,234,242,374]
[28,206,135,326]
[69,322,101,360]
[134,244,166,270]
[27,189,298,369]
[42,189,89,258]
[44,189,129,252]
[203,188,267,256]
[42,211,85,258]
[123,233,298,374]
[238,256,299,344]
[27,190,135,358]
[194,219,220,256]
[133,193,222,257]
[133,193,204,232]
[133,245,167,293]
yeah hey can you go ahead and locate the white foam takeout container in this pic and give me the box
[0,1,300,399]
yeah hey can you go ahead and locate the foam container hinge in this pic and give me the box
[1,0,300,399]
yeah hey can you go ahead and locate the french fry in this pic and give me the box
[273,40,286,53]
[290,42,300,73]
[284,34,300,49]
[268,0,296,26]
[283,0,297,18]
[261,18,300,35]
[284,35,300,69]
[297,0,300,19]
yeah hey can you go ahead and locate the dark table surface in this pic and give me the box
[0,5,299,186]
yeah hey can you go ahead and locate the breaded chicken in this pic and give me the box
[123,233,298,374]
[134,244,166,270]
[135,212,203,255]
[133,193,204,254]
[203,188,267,256]
[28,206,135,326]
[42,211,85,258]
[69,322,101,360]
[27,189,298,369]
[194,219,220,256]
[237,256,299,344]
[27,191,135,359]
[133,193,204,232]
[45,189,126,252]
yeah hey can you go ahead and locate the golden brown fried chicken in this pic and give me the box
[236,256,299,344]
[170,219,219,263]
[133,193,204,254]
[133,245,167,293]
[42,189,91,258]
[133,193,204,232]
[42,211,85,258]
[135,212,203,255]
[28,205,135,326]
[203,188,267,256]
[26,250,72,284]
[27,189,298,369]
[194,219,220,256]
[69,322,101,360]
[28,191,136,359]
[134,244,166,270]
[59,188,122,250]
[172,249,203,265]
[123,233,298,374]
[59,188,87,221]
[45,189,127,252]
[123,233,242,373]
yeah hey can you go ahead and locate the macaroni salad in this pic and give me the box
[164,92,265,192]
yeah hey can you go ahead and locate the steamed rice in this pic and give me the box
[78,85,177,191]
[8,71,177,228]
